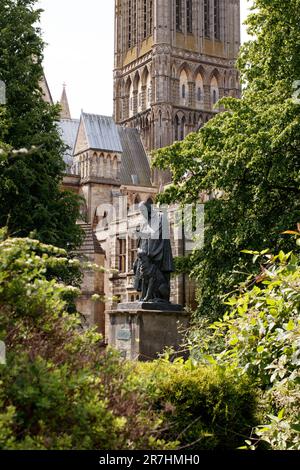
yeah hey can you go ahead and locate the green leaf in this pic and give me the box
[291,424,300,433]
[286,320,295,331]
[229,337,239,346]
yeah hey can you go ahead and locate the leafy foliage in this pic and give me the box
[134,359,260,450]
[173,254,193,275]
[0,235,176,450]
[0,0,82,249]
[0,234,263,450]
[188,239,300,450]
[152,0,300,319]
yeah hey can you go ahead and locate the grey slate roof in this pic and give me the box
[58,119,79,170]
[59,112,152,188]
[117,126,152,187]
[82,113,123,153]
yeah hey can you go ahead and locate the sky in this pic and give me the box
[38,0,253,119]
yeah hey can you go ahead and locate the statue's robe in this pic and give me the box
[133,211,174,294]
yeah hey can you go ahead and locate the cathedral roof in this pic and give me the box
[60,111,153,188]
[117,126,152,187]
[81,113,123,153]
[58,119,80,171]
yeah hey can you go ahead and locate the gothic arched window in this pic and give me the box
[149,0,153,34]
[197,115,204,131]
[195,72,204,108]
[129,81,134,117]
[137,75,142,112]
[204,0,210,38]
[144,0,153,38]
[146,72,152,108]
[175,115,180,141]
[180,69,188,105]
[213,89,217,104]
[143,0,147,39]
[211,76,219,107]
[118,238,127,273]
[214,0,220,40]
[128,0,137,48]
[176,0,182,32]
[133,0,137,44]
[180,116,186,141]
[128,0,132,48]
[186,0,193,33]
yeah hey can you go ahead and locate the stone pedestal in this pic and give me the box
[108,302,189,361]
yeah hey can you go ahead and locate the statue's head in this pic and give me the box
[139,199,153,220]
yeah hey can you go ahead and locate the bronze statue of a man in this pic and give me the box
[133,200,174,303]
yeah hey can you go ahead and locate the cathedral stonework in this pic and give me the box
[54,0,241,344]
[114,0,240,167]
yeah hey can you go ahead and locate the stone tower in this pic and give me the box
[114,0,240,160]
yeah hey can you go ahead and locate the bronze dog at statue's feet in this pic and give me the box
[136,251,170,303]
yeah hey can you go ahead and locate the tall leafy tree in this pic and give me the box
[0,0,82,249]
[153,0,300,319]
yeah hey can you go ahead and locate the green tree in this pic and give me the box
[0,0,82,250]
[153,0,300,319]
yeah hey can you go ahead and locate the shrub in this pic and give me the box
[0,234,177,450]
[133,359,260,450]
[188,238,300,450]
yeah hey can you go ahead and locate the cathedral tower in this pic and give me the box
[114,0,240,156]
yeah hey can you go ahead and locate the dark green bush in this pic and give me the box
[134,359,260,450]
[1,354,123,450]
